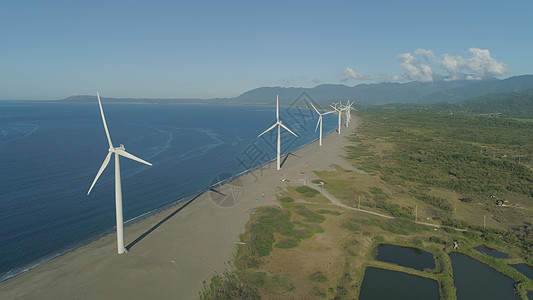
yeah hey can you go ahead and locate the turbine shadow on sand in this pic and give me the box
[280,152,302,169]
[126,193,201,251]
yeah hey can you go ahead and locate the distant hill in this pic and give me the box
[419,75,533,103]
[58,75,533,107]
[423,89,533,119]
[461,89,533,119]
[234,80,476,106]
[234,75,533,106]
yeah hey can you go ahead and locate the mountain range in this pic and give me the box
[59,75,533,107]
[426,88,533,119]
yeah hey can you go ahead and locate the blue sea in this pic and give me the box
[0,100,337,282]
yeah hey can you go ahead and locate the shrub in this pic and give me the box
[416,194,454,211]
[279,196,294,203]
[294,205,326,223]
[199,271,260,300]
[317,209,341,215]
[296,186,320,198]
[342,221,360,232]
[380,218,426,235]
[275,238,299,249]
[235,254,259,269]
[312,287,327,298]
[248,272,267,287]
[429,236,447,244]
[311,179,327,185]
[309,271,328,282]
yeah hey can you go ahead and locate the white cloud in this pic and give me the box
[414,49,436,61]
[440,53,466,80]
[466,75,482,81]
[394,48,508,82]
[464,48,508,76]
[437,48,507,80]
[341,67,369,82]
[396,53,434,82]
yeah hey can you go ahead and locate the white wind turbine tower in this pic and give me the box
[87,92,152,254]
[258,95,299,170]
[310,102,334,146]
[344,100,354,127]
[331,102,344,134]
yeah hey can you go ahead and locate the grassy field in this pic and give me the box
[200,108,533,300]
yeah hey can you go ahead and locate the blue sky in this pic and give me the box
[1,0,533,100]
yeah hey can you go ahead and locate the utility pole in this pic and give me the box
[358,196,361,210]
[415,205,418,221]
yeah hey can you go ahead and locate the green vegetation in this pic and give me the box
[309,271,328,282]
[368,201,414,219]
[199,270,260,300]
[247,207,287,257]
[316,209,341,215]
[279,196,294,203]
[311,179,327,184]
[203,106,533,299]
[342,221,361,232]
[294,205,326,223]
[357,108,533,203]
[201,199,327,299]
[275,238,299,249]
[380,218,428,235]
[461,89,533,119]
[295,186,320,197]
[414,193,453,212]
[243,206,327,257]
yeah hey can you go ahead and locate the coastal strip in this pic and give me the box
[0,123,355,300]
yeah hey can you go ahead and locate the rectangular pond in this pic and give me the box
[358,267,440,300]
[449,252,517,299]
[374,244,435,271]
[510,263,533,280]
[473,245,509,259]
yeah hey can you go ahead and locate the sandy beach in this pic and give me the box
[0,125,355,300]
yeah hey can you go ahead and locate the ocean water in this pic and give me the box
[0,100,337,282]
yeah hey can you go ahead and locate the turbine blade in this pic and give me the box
[310,102,320,114]
[258,123,278,137]
[87,152,112,195]
[115,149,152,166]
[97,92,113,148]
[322,111,335,115]
[315,116,321,132]
[280,123,298,137]
[276,95,279,122]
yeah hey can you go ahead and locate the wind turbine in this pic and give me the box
[344,100,354,127]
[331,102,344,134]
[258,95,299,170]
[87,92,152,254]
[310,103,334,146]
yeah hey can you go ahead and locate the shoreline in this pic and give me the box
[0,125,354,300]
[0,126,337,284]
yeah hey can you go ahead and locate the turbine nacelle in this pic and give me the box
[109,144,125,152]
